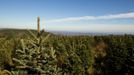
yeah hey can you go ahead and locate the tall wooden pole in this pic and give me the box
[37,16,40,33]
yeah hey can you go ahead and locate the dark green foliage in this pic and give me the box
[45,35,94,75]
[0,29,134,75]
[94,35,134,75]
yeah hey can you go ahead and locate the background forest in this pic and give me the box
[0,29,134,75]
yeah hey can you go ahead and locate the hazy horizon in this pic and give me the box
[0,0,134,34]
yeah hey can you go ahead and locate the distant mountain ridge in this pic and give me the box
[47,30,134,36]
[0,28,134,36]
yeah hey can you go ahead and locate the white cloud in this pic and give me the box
[45,24,134,33]
[45,12,134,23]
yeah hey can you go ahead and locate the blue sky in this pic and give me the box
[0,0,134,33]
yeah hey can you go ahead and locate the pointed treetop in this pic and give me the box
[37,16,40,33]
